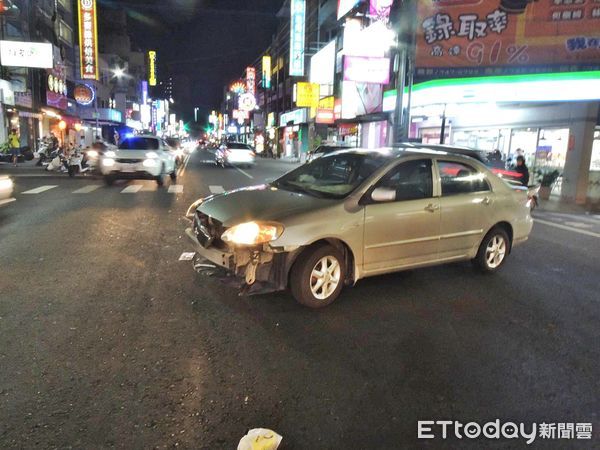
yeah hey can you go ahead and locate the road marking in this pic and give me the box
[235,166,254,179]
[563,221,593,229]
[120,185,143,194]
[535,218,600,239]
[72,185,102,194]
[168,184,184,194]
[179,154,191,177]
[209,185,224,194]
[0,198,16,206]
[22,185,58,194]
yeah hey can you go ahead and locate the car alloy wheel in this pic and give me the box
[485,235,507,269]
[310,256,341,300]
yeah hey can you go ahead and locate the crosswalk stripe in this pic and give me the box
[120,185,143,194]
[168,184,184,194]
[209,185,224,194]
[73,185,102,194]
[22,185,58,195]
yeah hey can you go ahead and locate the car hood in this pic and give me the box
[196,184,336,226]
[112,149,159,159]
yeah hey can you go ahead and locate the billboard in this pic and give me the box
[0,41,53,69]
[416,0,600,78]
[290,0,306,76]
[77,0,99,80]
[310,40,336,85]
[343,56,391,84]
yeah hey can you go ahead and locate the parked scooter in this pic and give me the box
[46,149,68,172]
[67,146,94,177]
[36,137,58,166]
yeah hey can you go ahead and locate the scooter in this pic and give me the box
[36,138,57,166]
[67,147,94,177]
[46,149,68,173]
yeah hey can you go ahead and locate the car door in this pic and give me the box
[362,159,440,275]
[436,159,495,260]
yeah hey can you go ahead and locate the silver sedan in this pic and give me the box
[186,148,533,308]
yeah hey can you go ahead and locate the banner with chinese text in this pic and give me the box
[416,0,600,78]
[78,0,99,80]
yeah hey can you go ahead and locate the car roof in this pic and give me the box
[321,146,490,164]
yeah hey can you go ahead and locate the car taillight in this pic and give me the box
[492,168,522,179]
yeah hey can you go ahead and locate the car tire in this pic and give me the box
[104,175,114,186]
[170,170,177,181]
[290,244,346,308]
[473,227,510,273]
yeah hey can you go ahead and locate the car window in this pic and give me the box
[438,160,490,195]
[375,159,433,201]
[273,152,390,199]
[119,137,159,150]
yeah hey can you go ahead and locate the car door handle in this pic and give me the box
[425,203,440,213]
[482,196,492,205]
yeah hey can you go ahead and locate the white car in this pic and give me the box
[0,175,15,207]
[101,135,178,186]
[215,142,256,168]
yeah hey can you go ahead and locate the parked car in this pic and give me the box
[100,135,178,186]
[307,145,350,163]
[215,142,256,168]
[403,143,525,184]
[0,175,15,207]
[186,147,533,308]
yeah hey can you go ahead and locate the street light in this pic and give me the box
[112,67,125,78]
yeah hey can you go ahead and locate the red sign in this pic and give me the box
[316,109,335,124]
[78,0,99,80]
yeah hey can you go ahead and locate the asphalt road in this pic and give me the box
[0,149,598,449]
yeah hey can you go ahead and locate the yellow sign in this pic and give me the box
[318,96,334,110]
[148,51,157,86]
[262,55,272,89]
[296,82,320,108]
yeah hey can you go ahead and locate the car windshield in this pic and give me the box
[227,143,252,150]
[272,152,390,199]
[119,138,159,150]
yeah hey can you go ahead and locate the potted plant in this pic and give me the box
[539,169,560,200]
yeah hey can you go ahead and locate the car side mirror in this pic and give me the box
[371,187,396,203]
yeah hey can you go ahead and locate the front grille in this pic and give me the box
[116,158,142,164]
[193,212,227,249]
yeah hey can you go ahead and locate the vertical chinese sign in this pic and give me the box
[78,0,99,80]
[246,67,256,97]
[290,0,306,76]
[148,51,157,86]
[262,56,272,89]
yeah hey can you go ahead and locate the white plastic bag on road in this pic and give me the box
[237,428,282,450]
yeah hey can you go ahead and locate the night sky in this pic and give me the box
[100,0,284,123]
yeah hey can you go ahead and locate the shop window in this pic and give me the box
[59,21,73,45]
[438,161,490,196]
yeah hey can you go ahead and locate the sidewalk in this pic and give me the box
[537,195,600,215]
[0,159,60,177]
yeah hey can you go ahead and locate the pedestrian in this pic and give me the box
[515,155,530,186]
[8,128,20,167]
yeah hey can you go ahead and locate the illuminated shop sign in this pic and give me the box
[238,93,257,111]
[246,67,256,96]
[262,56,272,89]
[78,0,99,80]
[148,51,157,86]
[0,41,53,69]
[74,84,95,106]
[295,82,320,108]
[290,0,306,76]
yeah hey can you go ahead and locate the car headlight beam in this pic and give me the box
[221,221,284,246]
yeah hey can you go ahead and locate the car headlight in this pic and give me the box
[87,150,99,158]
[103,158,115,167]
[143,158,158,168]
[104,150,116,158]
[185,198,204,219]
[0,177,13,191]
[221,221,284,246]
[146,151,158,159]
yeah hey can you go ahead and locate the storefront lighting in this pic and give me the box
[74,123,82,132]
[58,120,67,130]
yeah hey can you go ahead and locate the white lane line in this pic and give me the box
[209,185,225,194]
[535,218,600,238]
[0,198,16,206]
[22,185,58,194]
[179,154,191,176]
[179,252,195,261]
[72,184,102,194]
[235,166,254,179]
[120,185,143,194]
[563,221,593,229]
[168,184,184,194]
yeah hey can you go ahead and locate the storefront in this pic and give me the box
[407,73,600,203]
[279,108,308,159]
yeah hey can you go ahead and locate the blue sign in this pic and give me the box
[290,0,306,77]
